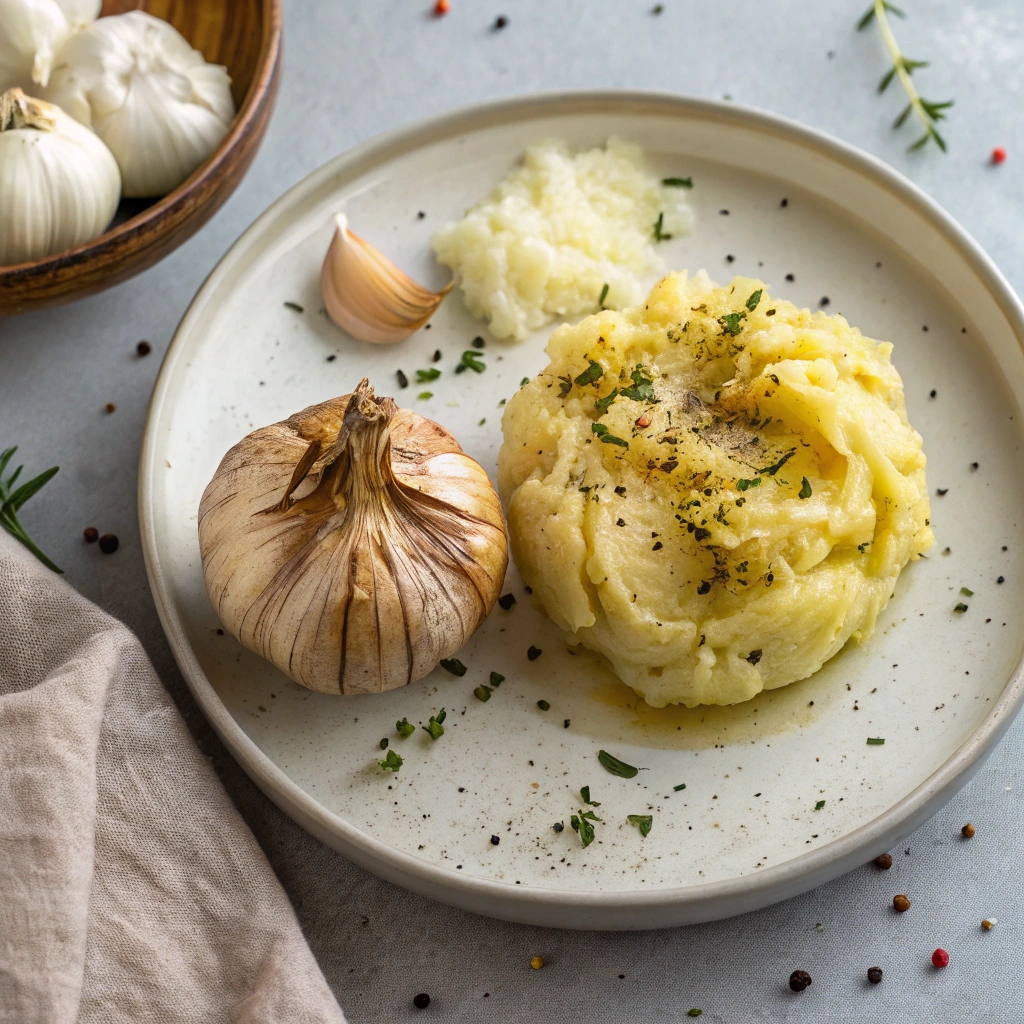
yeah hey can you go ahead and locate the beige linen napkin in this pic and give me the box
[0,533,346,1024]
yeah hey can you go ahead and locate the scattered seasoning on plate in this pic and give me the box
[971,462,979,471]
[104,402,116,414]
[982,918,997,930]
[440,658,467,676]
[396,369,409,388]
[780,197,789,207]
[663,176,692,188]
[867,967,883,984]
[136,340,151,356]
[552,821,564,833]
[326,354,336,362]
[396,718,415,737]
[527,645,542,660]
[379,749,403,772]
[473,684,492,702]
[598,749,639,778]
[627,814,653,837]
[998,576,1005,584]
[498,593,516,610]
[992,147,1007,164]
[960,587,974,596]
[867,737,885,745]
[930,389,937,398]
[471,336,485,349]
[954,602,968,613]
[413,993,430,1009]
[536,700,550,711]
[961,823,975,838]
[814,800,825,810]
[819,297,830,307]
[379,737,388,749]
[98,533,119,554]
[530,956,544,969]
[433,0,449,14]
[563,719,570,728]
[431,349,442,362]
[455,350,485,373]
[490,834,500,845]
[873,853,893,869]
[936,488,947,495]
[785,273,795,282]
[789,970,812,992]
[489,672,504,686]
[674,783,686,791]
[893,894,911,912]
[283,301,304,313]
[931,948,949,969]
[83,527,99,543]
[422,709,446,739]
[651,3,664,13]
[416,367,441,382]
[493,14,507,29]
[687,1011,702,1018]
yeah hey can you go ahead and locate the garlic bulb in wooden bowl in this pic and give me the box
[198,379,509,695]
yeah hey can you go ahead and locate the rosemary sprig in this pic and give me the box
[0,446,61,572]
[858,0,952,151]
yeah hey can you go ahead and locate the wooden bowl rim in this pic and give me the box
[0,0,282,277]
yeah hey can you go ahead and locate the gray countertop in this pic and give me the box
[3,1,1022,1019]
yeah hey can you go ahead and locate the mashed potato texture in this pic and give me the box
[432,138,692,340]
[498,272,932,707]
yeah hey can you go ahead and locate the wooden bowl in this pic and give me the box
[0,0,282,315]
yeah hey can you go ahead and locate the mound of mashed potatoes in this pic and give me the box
[432,138,692,341]
[498,271,932,707]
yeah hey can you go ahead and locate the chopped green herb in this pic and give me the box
[520,376,530,386]
[595,388,619,415]
[574,360,604,387]
[379,737,389,750]
[379,749,403,772]
[396,369,409,389]
[627,814,653,837]
[718,310,747,336]
[598,749,639,778]
[866,737,885,745]
[439,658,467,676]
[687,1011,703,1019]
[418,391,433,400]
[580,786,601,806]
[653,211,672,241]
[736,477,761,491]
[416,367,441,382]
[422,710,446,740]
[473,684,492,702]
[598,282,610,308]
[571,812,596,847]
[814,799,826,810]
[490,671,505,686]
[759,449,796,476]
[455,350,485,374]
[960,587,974,596]
[954,602,968,613]
[620,364,656,403]
[396,718,415,738]
[558,375,573,398]
[478,418,486,426]
[527,645,542,660]
[662,176,693,188]
[858,542,870,553]
[673,783,687,792]
[537,699,550,711]
[591,423,629,448]
[0,447,61,573]
[745,289,763,312]
[799,477,812,499]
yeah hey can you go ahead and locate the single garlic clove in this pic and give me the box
[321,212,452,344]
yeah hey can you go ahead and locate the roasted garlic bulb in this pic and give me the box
[199,380,508,694]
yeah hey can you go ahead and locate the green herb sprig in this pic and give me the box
[858,0,952,151]
[0,447,60,573]
[598,749,639,778]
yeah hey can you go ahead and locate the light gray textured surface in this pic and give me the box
[1,1,1021,1019]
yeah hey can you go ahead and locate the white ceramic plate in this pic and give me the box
[140,92,1024,930]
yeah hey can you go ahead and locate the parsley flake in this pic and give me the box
[620,364,656,403]
[718,310,747,336]
[474,684,492,702]
[627,814,653,837]
[591,423,629,448]
[598,749,639,778]
[422,710,446,740]
[416,367,441,382]
[580,786,601,806]
[759,449,796,476]
[673,783,687,791]
[662,176,693,188]
[653,211,672,241]
[574,360,604,387]
[490,671,505,686]
[814,799,826,810]
[866,737,885,745]
[595,388,619,414]
[736,477,761,491]
[379,749,403,772]
[954,602,968,613]
[799,477,812,499]
[745,289,763,312]
[396,718,415,738]
[439,658,467,676]
[960,587,974,596]
[455,350,485,374]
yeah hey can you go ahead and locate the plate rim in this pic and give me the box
[139,89,1024,928]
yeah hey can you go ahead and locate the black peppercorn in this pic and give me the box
[136,340,151,356]
[873,853,893,869]
[867,966,883,984]
[527,645,542,660]
[493,15,507,29]
[789,970,812,992]
[83,527,99,543]
[413,993,430,1009]
[98,533,119,554]
[490,835,500,845]
[552,821,564,832]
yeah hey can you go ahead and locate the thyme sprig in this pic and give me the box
[0,447,61,573]
[858,0,952,151]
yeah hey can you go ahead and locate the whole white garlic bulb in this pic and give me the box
[42,10,235,197]
[198,380,509,696]
[0,87,120,265]
[0,0,100,92]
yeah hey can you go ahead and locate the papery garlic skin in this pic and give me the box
[0,0,99,92]
[198,380,509,695]
[42,11,235,197]
[322,213,452,344]
[0,87,120,264]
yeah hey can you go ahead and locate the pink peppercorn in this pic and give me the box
[931,948,949,969]
[992,147,1007,165]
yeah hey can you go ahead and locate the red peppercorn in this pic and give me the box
[931,948,949,969]
[992,147,1007,165]
[83,527,99,543]
[433,0,449,13]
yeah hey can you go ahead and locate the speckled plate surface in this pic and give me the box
[139,92,1024,930]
